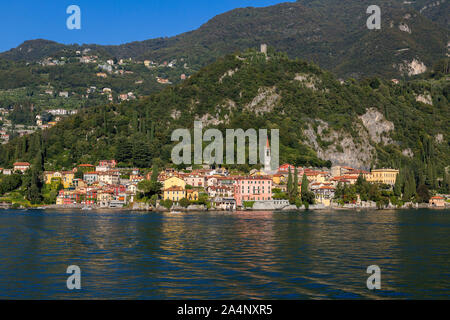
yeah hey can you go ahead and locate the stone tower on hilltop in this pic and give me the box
[260,44,267,55]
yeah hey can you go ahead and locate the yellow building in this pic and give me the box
[272,174,286,185]
[367,169,399,185]
[186,189,199,201]
[44,171,75,188]
[306,171,329,183]
[56,196,64,205]
[163,176,186,190]
[44,171,62,184]
[250,170,266,177]
[61,171,75,188]
[163,186,186,202]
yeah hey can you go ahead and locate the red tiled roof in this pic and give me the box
[164,186,185,191]
[13,162,30,166]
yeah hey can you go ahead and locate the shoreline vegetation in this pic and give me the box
[1,202,447,212]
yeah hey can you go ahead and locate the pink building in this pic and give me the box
[98,160,117,168]
[184,174,205,187]
[234,176,273,207]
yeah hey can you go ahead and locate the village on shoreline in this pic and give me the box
[1,158,448,212]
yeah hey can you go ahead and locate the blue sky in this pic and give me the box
[0,0,291,52]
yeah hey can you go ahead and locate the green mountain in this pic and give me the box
[1,49,448,180]
[1,0,448,79]
[0,48,191,125]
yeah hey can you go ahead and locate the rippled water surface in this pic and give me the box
[0,208,449,299]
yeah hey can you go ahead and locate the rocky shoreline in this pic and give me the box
[1,202,448,212]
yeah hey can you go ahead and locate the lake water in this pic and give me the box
[0,208,449,299]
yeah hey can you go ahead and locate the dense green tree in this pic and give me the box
[301,173,309,199]
[25,153,45,204]
[292,167,299,199]
[132,139,152,168]
[287,168,293,197]
[300,173,315,205]
[150,164,159,182]
[160,199,173,209]
[179,198,190,208]
[416,184,431,203]
[393,168,404,197]
[0,174,23,195]
[441,170,450,194]
[116,140,133,164]
[403,171,416,202]
[137,179,162,198]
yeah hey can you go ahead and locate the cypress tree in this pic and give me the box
[151,164,159,182]
[293,167,299,198]
[442,170,450,193]
[301,173,309,199]
[26,152,44,204]
[394,168,403,197]
[403,170,416,201]
[287,168,293,197]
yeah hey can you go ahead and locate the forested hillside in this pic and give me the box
[0,49,448,186]
[0,48,191,129]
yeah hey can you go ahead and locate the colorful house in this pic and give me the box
[98,171,120,185]
[277,164,296,174]
[44,171,74,188]
[429,196,445,207]
[77,164,95,173]
[272,173,286,185]
[234,176,273,207]
[98,190,114,207]
[184,174,205,187]
[13,162,30,173]
[314,186,336,206]
[366,169,399,185]
[99,160,117,168]
[186,189,199,201]
[61,171,75,188]
[56,190,82,205]
[84,172,99,184]
[207,185,234,198]
[163,186,186,202]
[163,176,186,190]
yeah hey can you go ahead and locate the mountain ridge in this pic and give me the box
[1,0,448,79]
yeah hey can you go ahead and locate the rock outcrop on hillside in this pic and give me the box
[302,108,397,167]
[303,120,376,168]
[359,108,394,145]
